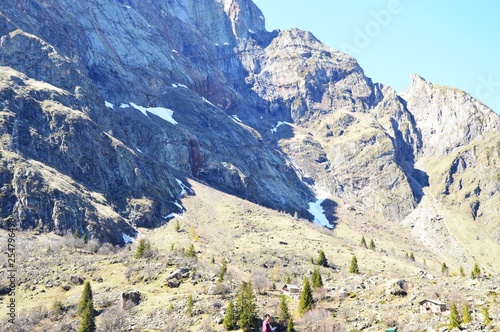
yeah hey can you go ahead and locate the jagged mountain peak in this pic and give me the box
[401,74,500,157]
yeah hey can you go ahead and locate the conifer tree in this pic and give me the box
[235,281,257,332]
[369,239,375,250]
[462,302,471,324]
[482,306,491,325]
[311,267,323,289]
[441,262,449,276]
[135,239,146,258]
[409,252,415,261]
[459,265,465,277]
[186,244,197,259]
[349,255,359,274]
[186,295,193,316]
[218,257,228,283]
[360,236,367,248]
[316,250,328,267]
[449,303,461,329]
[223,299,235,330]
[278,294,291,324]
[471,262,481,279]
[287,317,295,332]
[78,300,96,332]
[78,281,93,315]
[299,277,313,315]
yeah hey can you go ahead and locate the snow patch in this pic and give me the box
[223,42,229,46]
[122,233,134,244]
[202,97,215,107]
[172,49,178,53]
[172,83,188,89]
[136,148,142,153]
[308,191,332,228]
[248,29,255,34]
[175,178,194,196]
[105,101,114,109]
[120,103,130,108]
[130,102,178,125]
[271,121,293,133]
[232,115,242,122]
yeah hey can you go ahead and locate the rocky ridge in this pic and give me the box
[0,0,498,274]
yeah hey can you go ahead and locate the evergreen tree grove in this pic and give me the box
[298,277,313,315]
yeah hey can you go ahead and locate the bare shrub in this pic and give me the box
[314,287,327,302]
[99,307,127,332]
[201,317,214,332]
[98,242,116,255]
[252,268,269,294]
[302,307,338,331]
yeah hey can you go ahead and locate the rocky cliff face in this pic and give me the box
[0,0,498,269]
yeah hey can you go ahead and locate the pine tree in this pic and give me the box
[223,299,235,330]
[186,244,197,259]
[235,281,257,332]
[135,239,146,259]
[311,266,323,289]
[482,306,491,325]
[78,281,93,315]
[360,236,367,248]
[471,262,481,279]
[441,262,449,276]
[278,295,291,324]
[462,302,471,324]
[409,252,415,261]
[349,255,359,274]
[186,295,193,317]
[316,250,328,267]
[448,303,461,329]
[299,277,313,315]
[287,317,295,332]
[369,239,375,250]
[459,265,465,277]
[78,300,96,332]
[174,219,181,232]
[218,257,227,283]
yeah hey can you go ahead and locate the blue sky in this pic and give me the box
[252,0,500,114]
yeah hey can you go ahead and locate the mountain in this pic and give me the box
[0,0,499,273]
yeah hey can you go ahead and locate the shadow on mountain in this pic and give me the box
[321,198,338,228]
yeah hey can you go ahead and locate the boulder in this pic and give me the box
[121,290,141,309]
[386,279,407,296]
